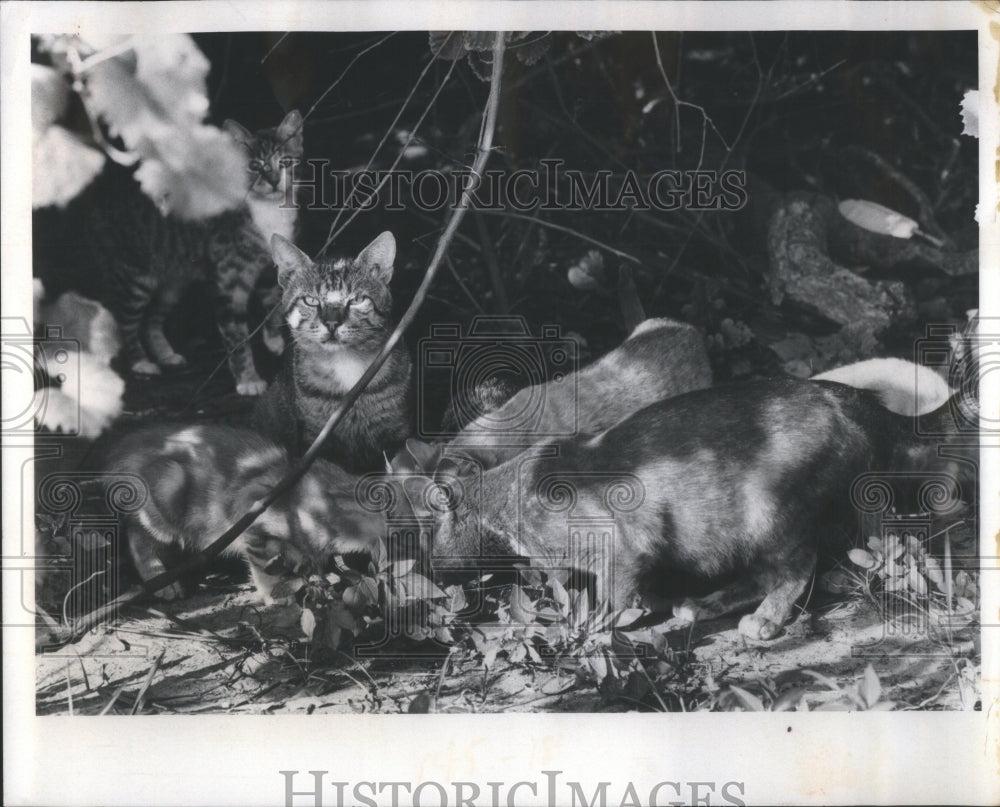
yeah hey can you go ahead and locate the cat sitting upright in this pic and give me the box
[252,233,413,472]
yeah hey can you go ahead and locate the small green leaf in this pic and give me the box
[270,576,305,600]
[614,608,645,629]
[588,652,608,681]
[728,685,765,712]
[446,584,468,613]
[772,687,806,712]
[907,567,928,596]
[548,577,571,615]
[848,549,876,569]
[509,585,537,625]
[867,535,884,553]
[407,692,435,713]
[571,588,590,629]
[859,665,882,709]
[390,558,416,578]
[400,572,448,600]
[300,608,317,640]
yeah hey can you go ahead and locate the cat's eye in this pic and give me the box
[352,295,373,310]
[249,158,264,172]
[301,295,320,307]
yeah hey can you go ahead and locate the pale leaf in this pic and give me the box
[838,199,919,240]
[960,89,979,138]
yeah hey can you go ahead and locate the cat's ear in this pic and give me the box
[276,110,304,155]
[271,235,312,288]
[356,231,396,282]
[223,119,253,147]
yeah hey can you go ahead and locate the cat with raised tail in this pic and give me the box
[253,233,413,472]
[408,376,974,640]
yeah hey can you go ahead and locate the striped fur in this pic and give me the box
[253,233,413,472]
[35,111,303,395]
[108,424,379,602]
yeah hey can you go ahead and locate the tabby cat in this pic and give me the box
[108,424,380,602]
[34,110,303,395]
[252,233,413,472]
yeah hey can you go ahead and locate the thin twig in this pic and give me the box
[64,660,75,716]
[99,684,126,715]
[474,211,509,313]
[260,33,291,65]
[130,648,166,715]
[325,34,456,249]
[302,32,396,125]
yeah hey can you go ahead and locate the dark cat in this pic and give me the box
[411,376,972,640]
[107,424,380,602]
[34,110,303,395]
[252,233,413,472]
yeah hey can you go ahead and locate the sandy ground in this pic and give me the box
[36,581,978,715]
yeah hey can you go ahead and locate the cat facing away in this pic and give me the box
[34,110,303,395]
[252,233,413,473]
[438,317,712,471]
[407,376,970,640]
[107,424,381,603]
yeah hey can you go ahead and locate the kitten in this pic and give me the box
[252,233,413,473]
[33,110,303,395]
[416,376,971,640]
[107,424,380,603]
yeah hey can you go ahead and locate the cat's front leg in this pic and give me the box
[116,271,160,376]
[126,522,186,600]
[215,282,267,396]
[145,282,187,369]
[257,269,286,355]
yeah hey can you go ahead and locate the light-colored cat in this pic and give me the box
[108,424,380,603]
[443,317,712,470]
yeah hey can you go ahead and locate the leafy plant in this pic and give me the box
[293,538,467,659]
[847,532,978,623]
[707,665,894,712]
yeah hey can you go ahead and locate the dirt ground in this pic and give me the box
[36,579,979,715]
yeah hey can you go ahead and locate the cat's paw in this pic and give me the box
[158,353,187,368]
[671,599,699,623]
[262,329,286,355]
[236,376,268,396]
[131,359,161,376]
[738,613,782,641]
[153,581,186,601]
